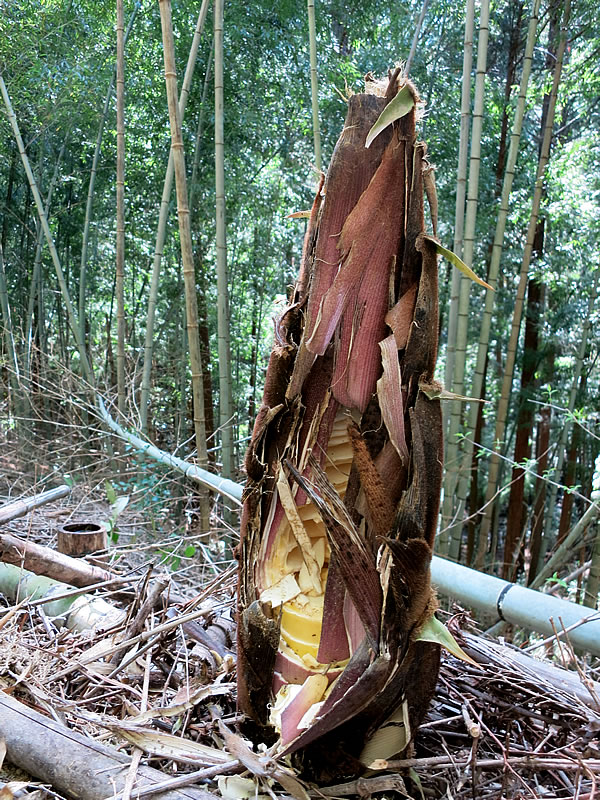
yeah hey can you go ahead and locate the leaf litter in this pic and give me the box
[0,484,598,800]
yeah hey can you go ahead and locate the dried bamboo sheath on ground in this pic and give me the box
[238,72,443,780]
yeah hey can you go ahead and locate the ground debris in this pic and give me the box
[1,485,599,800]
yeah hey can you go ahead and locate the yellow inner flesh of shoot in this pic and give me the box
[258,411,354,728]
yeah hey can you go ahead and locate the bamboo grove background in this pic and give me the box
[0,0,599,596]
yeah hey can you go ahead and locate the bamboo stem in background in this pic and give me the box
[439,0,476,554]
[214,0,234,478]
[444,0,541,560]
[158,0,210,527]
[475,0,570,567]
[0,75,94,387]
[140,0,210,434]
[24,134,68,388]
[307,0,322,171]
[443,0,474,400]
[79,5,138,343]
[443,0,490,561]
[405,0,431,76]
[539,269,598,565]
[0,242,21,417]
[116,0,126,420]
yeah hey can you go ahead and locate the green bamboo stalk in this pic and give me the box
[0,242,20,411]
[189,39,214,216]
[475,0,571,567]
[539,270,598,565]
[441,0,489,557]
[214,0,234,478]
[116,0,126,419]
[405,0,430,76]
[79,5,138,343]
[530,499,600,591]
[443,0,474,401]
[139,0,210,434]
[307,0,321,171]
[24,134,68,388]
[0,74,94,386]
[443,0,542,558]
[158,0,210,525]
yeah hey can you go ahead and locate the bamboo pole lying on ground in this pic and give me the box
[0,531,116,588]
[0,692,217,800]
[0,562,126,632]
[432,555,600,656]
[0,485,70,525]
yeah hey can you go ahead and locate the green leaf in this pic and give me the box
[105,480,117,505]
[409,768,425,800]
[419,379,488,404]
[111,495,129,518]
[183,545,196,558]
[415,615,479,666]
[424,236,494,291]
[365,84,414,148]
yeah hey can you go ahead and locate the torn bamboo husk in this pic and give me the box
[238,70,445,780]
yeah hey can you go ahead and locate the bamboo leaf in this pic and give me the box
[409,768,425,800]
[419,379,488,404]
[423,236,493,291]
[365,84,414,148]
[415,615,479,666]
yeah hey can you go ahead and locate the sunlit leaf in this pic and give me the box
[365,84,414,148]
[415,615,479,666]
[112,495,129,517]
[409,768,425,800]
[104,480,116,505]
[419,379,488,404]
[423,236,493,290]
[286,210,311,219]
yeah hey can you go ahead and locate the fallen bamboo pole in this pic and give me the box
[432,555,600,656]
[0,692,217,800]
[0,484,70,525]
[0,531,117,587]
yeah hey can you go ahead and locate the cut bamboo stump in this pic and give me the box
[57,521,107,557]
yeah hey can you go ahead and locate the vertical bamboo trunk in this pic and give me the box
[306,0,321,171]
[0,75,94,387]
[443,0,474,401]
[527,402,551,584]
[80,5,138,344]
[540,268,598,559]
[214,0,234,479]
[556,421,582,545]
[24,135,68,391]
[474,0,569,568]
[238,73,445,780]
[140,0,210,434]
[443,0,490,560]
[0,242,21,419]
[503,277,543,578]
[115,0,126,422]
[447,0,541,561]
[158,0,210,527]
[405,0,431,76]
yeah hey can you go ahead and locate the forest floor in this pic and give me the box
[1,443,599,800]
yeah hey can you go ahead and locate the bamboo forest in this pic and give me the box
[1,0,599,798]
